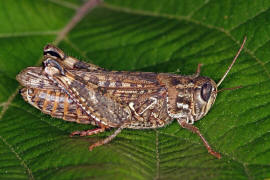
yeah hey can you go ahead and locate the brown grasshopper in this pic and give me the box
[17,37,246,159]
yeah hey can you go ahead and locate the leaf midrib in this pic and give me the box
[0,1,268,179]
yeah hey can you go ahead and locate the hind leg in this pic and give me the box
[89,125,125,151]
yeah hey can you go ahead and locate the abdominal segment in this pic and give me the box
[20,88,97,125]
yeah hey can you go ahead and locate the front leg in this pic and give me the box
[178,119,221,159]
[193,63,203,78]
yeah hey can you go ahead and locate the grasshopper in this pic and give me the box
[17,37,246,158]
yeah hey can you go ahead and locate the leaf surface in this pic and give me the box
[0,0,270,179]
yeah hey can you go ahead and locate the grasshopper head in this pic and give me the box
[172,37,246,124]
[192,77,218,121]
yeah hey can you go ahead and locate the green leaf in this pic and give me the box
[0,0,270,179]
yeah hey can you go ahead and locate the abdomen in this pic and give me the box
[20,88,98,125]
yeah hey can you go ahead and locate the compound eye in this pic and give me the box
[201,83,212,101]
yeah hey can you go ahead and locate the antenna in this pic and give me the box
[217,37,247,87]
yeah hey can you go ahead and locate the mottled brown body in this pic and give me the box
[17,38,246,159]
[17,66,171,129]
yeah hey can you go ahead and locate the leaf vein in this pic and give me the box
[48,0,79,10]
[187,0,210,18]
[0,31,59,38]
[155,130,160,180]
[0,135,34,180]
[102,3,270,80]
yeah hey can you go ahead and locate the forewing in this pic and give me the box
[72,70,163,104]
[45,69,132,127]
